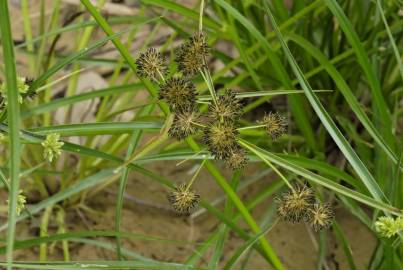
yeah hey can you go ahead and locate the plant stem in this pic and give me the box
[186,159,207,191]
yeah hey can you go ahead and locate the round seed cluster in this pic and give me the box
[176,31,209,77]
[136,48,167,81]
[276,184,334,231]
[259,112,287,140]
[167,183,200,215]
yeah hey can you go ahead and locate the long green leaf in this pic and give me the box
[239,139,402,217]
[286,33,400,168]
[0,2,22,269]
[265,5,388,203]
[28,121,162,136]
[29,18,158,91]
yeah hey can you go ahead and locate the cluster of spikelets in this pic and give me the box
[0,76,36,107]
[375,216,403,238]
[135,32,288,214]
[276,184,335,231]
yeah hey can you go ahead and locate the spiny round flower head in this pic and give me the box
[259,112,287,140]
[176,31,209,77]
[168,183,200,215]
[224,146,248,170]
[169,109,201,140]
[309,203,335,231]
[6,190,27,216]
[276,184,315,223]
[0,76,30,104]
[204,121,239,160]
[159,77,197,111]
[136,48,167,81]
[42,133,64,162]
[209,89,243,121]
[375,216,403,238]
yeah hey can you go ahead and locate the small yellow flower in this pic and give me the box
[375,216,403,238]
[42,133,64,162]
[7,190,27,216]
[0,76,29,104]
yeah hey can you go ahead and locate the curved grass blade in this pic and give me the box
[197,89,332,101]
[22,83,143,118]
[286,33,400,167]
[214,0,317,151]
[239,139,402,217]
[29,17,158,91]
[0,2,22,269]
[28,121,162,136]
[264,5,388,203]
[223,221,278,270]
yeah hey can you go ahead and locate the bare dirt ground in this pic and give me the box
[1,1,376,269]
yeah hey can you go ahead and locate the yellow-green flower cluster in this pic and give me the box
[42,133,64,162]
[0,76,29,104]
[375,216,403,238]
[6,190,27,216]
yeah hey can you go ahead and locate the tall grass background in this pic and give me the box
[0,0,402,269]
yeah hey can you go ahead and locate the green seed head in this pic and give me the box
[42,133,64,162]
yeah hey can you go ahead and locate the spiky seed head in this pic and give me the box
[168,183,200,214]
[209,89,243,121]
[375,216,403,238]
[136,48,167,81]
[169,109,201,140]
[276,184,315,223]
[176,31,209,77]
[159,77,197,111]
[309,203,335,231]
[204,121,239,160]
[259,112,287,140]
[224,146,248,170]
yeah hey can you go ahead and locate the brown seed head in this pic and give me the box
[224,146,248,170]
[204,121,239,160]
[176,32,209,77]
[277,184,315,223]
[159,77,197,111]
[136,48,167,81]
[168,183,200,214]
[169,109,201,140]
[209,89,243,121]
[259,112,287,140]
[309,203,335,231]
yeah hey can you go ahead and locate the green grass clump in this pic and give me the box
[0,0,402,269]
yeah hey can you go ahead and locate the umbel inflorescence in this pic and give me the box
[276,184,335,231]
[136,32,287,214]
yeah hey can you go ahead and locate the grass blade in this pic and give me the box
[264,4,388,203]
[0,2,22,269]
